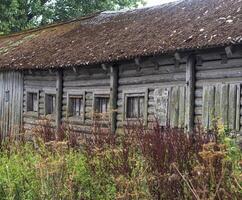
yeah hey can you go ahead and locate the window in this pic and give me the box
[123,89,148,125]
[45,94,56,115]
[27,92,38,112]
[67,91,85,122]
[126,96,144,119]
[94,96,109,113]
[68,96,83,117]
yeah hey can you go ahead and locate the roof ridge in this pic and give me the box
[0,11,102,39]
[0,1,184,40]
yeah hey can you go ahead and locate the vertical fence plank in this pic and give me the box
[215,84,221,118]
[0,71,23,137]
[208,86,215,128]
[170,86,179,127]
[202,85,215,129]
[229,84,237,130]
[236,84,240,131]
[202,86,209,129]
[154,87,170,126]
[220,84,229,129]
[178,86,186,128]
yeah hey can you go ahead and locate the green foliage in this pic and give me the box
[0,122,241,199]
[0,0,145,34]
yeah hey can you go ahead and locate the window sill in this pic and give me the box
[45,114,56,120]
[123,118,147,126]
[24,111,39,118]
[67,116,84,123]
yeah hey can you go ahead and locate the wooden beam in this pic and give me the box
[135,58,141,71]
[174,59,180,68]
[28,69,33,74]
[49,69,54,74]
[174,52,181,61]
[196,55,203,66]
[110,65,119,133]
[101,63,108,71]
[72,66,77,73]
[221,53,228,64]
[225,46,233,57]
[56,70,63,132]
[135,58,140,66]
[185,55,196,133]
[151,58,159,70]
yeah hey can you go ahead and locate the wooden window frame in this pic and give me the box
[122,88,148,125]
[92,90,110,118]
[44,89,57,116]
[66,91,85,123]
[26,89,39,116]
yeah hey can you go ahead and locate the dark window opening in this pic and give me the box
[126,96,144,119]
[94,97,109,113]
[69,96,83,117]
[45,94,56,115]
[27,92,38,112]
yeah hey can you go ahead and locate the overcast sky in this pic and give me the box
[145,0,177,6]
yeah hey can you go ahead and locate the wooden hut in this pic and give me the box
[1,0,242,136]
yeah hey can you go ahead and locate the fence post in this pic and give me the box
[186,55,196,132]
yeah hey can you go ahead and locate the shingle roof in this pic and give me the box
[0,0,242,70]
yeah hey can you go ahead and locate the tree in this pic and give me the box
[0,0,145,35]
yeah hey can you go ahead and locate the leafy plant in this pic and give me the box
[0,119,241,199]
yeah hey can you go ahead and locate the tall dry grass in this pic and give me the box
[0,118,241,199]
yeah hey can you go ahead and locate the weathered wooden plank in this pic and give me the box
[214,84,221,118]
[196,67,242,80]
[153,87,169,126]
[202,85,215,129]
[119,73,185,85]
[220,84,229,129]
[196,58,242,70]
[236,84,241,131]
[110,65,118,133]
[178,86,186,128]
[185,55,196,132]
[119,65,186,78]
[56,70,63,131]
[118,81,186,90]
[202,86,209,129]
[208,86,215,128]
[228,84,237,129]
[197,47,242,61]
[0,71,23,137]
[170,86,179,127]
[196,77,242,87]
[195,107,202,115]
[64,79,110,87]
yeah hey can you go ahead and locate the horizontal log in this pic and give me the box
[119,73,185,85]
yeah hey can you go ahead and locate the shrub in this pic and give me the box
[0,119,241,199]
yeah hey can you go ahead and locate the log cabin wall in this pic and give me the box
[117,55,188,129]
[195,47,242,131]
[17,46,242,134]
[23,70,57,132]
[62,66,110,134]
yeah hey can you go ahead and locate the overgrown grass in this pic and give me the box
[0,119,241,199]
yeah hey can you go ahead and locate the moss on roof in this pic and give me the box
[0,0,242,69]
